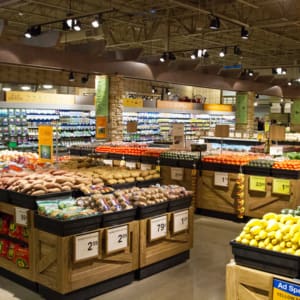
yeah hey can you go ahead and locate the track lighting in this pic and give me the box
[166,88,171,96]
[219,47,226,57]
[151,86,157,94]
[248,69,254,76]
[69,71,75,82]
[272,67,287,75]
[191,50,197,60]
[288,81,292,86]
[160,52,176,62]
[81,74,89,84]
[233,46,242,55]
[241,26,249,39]
[24,25,41,38]
[160,52,167,62]
[73,19,81,31]
[282,68,287,75]
[91,14,102,28]
[209,15,220,30]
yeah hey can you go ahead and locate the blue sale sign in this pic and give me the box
[273,278,300,300]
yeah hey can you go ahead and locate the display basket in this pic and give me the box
[168,195,192,212]
[136,202,168,219]
[101,208,137,227]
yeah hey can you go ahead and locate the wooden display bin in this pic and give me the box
[245,175,300,218]
[226,262,300,300]
[0,202,36,284]
[196,170,239,215]
[34,220,139,295]
[137,207,193,279]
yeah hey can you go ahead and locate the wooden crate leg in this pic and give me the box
[226,261,238,300]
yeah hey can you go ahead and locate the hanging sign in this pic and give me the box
[38,125,53,163]
[249,176,266,192]
[171,167,184,181]
[236,93,248,124]
[272,178,290,195]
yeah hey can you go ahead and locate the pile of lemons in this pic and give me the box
[236,212,300,255]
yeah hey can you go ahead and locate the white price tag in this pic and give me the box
[173,210,189,233]
[171,167,184,181]
[141,163,152,171]
[126,161,136,169]
[106,225,128,254]
[214,172,229,187]
[103,159,113,166]
[270,146,283,156]
[149,215,167,241]
[74,232,99,262]
[15,207,28,227]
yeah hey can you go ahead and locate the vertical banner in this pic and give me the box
[38,125,53,163]
[95,75,109,139]
[236,93,248,124]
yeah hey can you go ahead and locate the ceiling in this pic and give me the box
[0,0,299,87]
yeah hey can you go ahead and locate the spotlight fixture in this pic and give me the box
[272,67,287,75]
[66,13,73,28]
[191,50,197,60]
[202,49,209,58]
[256,94,259,99]
[91,14,102,28]
[241,26,249,39]
[24,25,41,38]
[166,88,171,96]
[151,86,157,94]
[69,71,75,82]
[73,19,81,31]
[288,81,292,86]
[282,68,287,75]
[42,84,53,89]
[219,47,226,57]
[160,52,167,62]
[24,29,31,39]
[81,74,89,84]
[160,51,176,62]
[2,87,11,92]
[209,15,220,30]
[248,69,254,76]
[254,101,258,107]
[233,46,242,56]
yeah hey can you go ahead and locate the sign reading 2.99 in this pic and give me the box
[273,278,300,300]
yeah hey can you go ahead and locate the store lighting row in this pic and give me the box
[24,10,110,39]
[151,86,172,95]
[272,67,287,75]
[1,84,54,92]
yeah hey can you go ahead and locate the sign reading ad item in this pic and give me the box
[96,116,107,139]
[272,278,300,300]
[38,125,53,163]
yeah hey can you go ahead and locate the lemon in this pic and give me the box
[258,241,265,248]
[243,226,250,233]
[286,241,292,248]
[250,225,261,235]
[266,220,279,232]
[275,230,283,241]
[264,238,270,246]
[258,230,267,240]
[249,239,258,247]
[245,233,252,240]
[271,238,279,245]
[292,244,298,251]
[273,245,281,252]
[236,236,242,242]
[286,248,295,255]
[295,249,300,256]
[283,233,292,241]
[265,243,273,250]
[292,232,300,243]
[263,212,278,221]
[281,224,291,234]
[268,231,276,239]
[241,238,249,245]
[280,241,286,249]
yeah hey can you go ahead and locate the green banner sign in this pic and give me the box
[291,100,300,125]
[236,93,248,124]
[95,75,109,116]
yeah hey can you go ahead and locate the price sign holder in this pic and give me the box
[171,167,184,181]
[126,161,136,169]
[172,210,189,234]
[15,207,29,227]
[270,146,283,156]
[148,215,168,242]
[214,172,229,187]
[249,176,266,192]
[272,278,300,300]
[74,231,99,263]
[106,225,128,255]
[272,178,291,195]
[103,159,113,166]
[141,163,152,171]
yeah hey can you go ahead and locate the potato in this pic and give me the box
[31,190,47,196]
[48,188,62,193]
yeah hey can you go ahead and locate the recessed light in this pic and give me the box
[21,86,31,91]
[42,84,53,89]
[2,87,11,92]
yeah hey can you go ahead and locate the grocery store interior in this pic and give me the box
[0,1,300,300]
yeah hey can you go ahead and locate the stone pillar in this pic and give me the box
[109,75,124,141]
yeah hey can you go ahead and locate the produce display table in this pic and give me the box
[226,261,300,300]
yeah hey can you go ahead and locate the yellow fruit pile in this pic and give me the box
[236,212,300,256]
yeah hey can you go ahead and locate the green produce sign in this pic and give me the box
[95,75,109,116]
[291,100,300,125]
[236,93,248,124]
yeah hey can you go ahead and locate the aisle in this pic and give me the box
[0,216,244,300]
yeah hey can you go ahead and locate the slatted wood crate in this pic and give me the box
[138,207,193,273]
[34,220,139,294]
[244,175,300,218]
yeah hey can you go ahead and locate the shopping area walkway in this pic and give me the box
[0,215,244,300]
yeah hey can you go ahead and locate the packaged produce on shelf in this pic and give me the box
[8,222,28,242]
[0,239,9,257]
[0,213,11,235]
[6,242,29,268]
[0,150,38,165]
[235,211,300,255]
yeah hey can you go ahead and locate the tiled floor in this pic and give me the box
[0,215,244,300]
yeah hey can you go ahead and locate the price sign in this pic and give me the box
[214,172,229,187]
[249,176,266,192]
[106,225,128,254]
[74,232,99,262]
[171,167,184,181]
[15,207,29,227]
[272,178,291,195]
[103,159,113,166]
[270,146,283,156]
[126,161,136,169]
[272,278,300,300]
[149,215,167,241]
[141,163,152,171]
[173,210,189,233]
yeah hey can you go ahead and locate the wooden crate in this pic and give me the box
[34,220,139,294]
[0,202,36,282]
[226,262,300,300]
[245,175,300,218]
[196,170,239,214]
[139,207,193,268]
